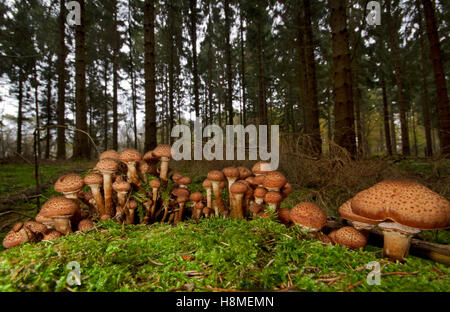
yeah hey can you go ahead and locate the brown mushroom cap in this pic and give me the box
[338,199,380,225]
[178,176,191,186]
[207,170,225,182]
[249,202,265,214]
[177,196,188,204]
[278,208,291,225]
[282,183,292,197]
[254,187,267,198]
[202,179,212,188]
[254,175,266,186]
[328,230,338,244]
[40,197,79,217]
[119,148,143,163]
[138,160,150,172]
[223,167,240,178]
[263,171,287,189]
[2,228,29,249]
[172,172,183,182]
[238,167,252,180]
[230,182,248,194]
[195,202,205,210]
[172,188,190,198]
[333,226,367,249]
[202,206,213,215]
[245,176,256,186]
[43,230,62,241]
[126,200,138,210]
[54,174,84,194]
[190,192,203,202]
[351,179,450,230]
[264,191,283,204]
[143,150,157,162]
[289,202,327,231]
[84,173,103,185]
[153,144,172,158]
[24,221,48,235]
[96,158,119,173]
[100,214,112,221]
[252,161,272,175]
[150,179,161,188]
[112,179,131,192]
[36,213,54,224]
[100,150,120,161]
[78,219,95,231]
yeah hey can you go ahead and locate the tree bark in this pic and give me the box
[421,0,450,156]
[381,75,392,156]
[144,0,157,151]
[112,1,119,151]
[239,8,247,127]
[256,4,267,126]
[189,0,200,119]
[224,0,233,124]
[73,0,89,159]
[56,0,66,159]
[16,73,23,155]
[329,0,356,156]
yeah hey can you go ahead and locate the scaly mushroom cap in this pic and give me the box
[36,213,53,224]
[230,182,247,194]
[153,144,172,159]
[126,200,138,210]
[78,219,94,231]
[171,172,183,182]
[351,179,450,230]
[112,179,131,192]
[333,226,367,249]
[195,202,205,210]
[264,191,283,204]
[43,230,62,241]
[177,196,188,204]
[254,175,266,186]
[289,202,327,230]
[278,208,291,225]
[190,192,203,202]
[119,148,142,163]
[100,214,112,221]
[223,167,240,179]
[238,167,252,180]
[282,183,292,197]
[245,176,256,186]
[207,170,225,182]
[202,206,213,215]
[263,171,287,189]
[54,174,84,194]
[254,187,267,198]
[143,150,158,162]
[178,176,191,186]
[202,179,212,188]
[252,161,272,175]
[2,227,29,249]
[84,172,103,185]
[24,221,48,235]
[338,199,380,225]
[245,187,254,200]
[96,158,119,173]
[138,160,150,172]
[150,179,161,188]
[328,230,338,244]
[249,202,265,214]
[172,188,190,198]
[40,197,79,217]
[100,150,120,161]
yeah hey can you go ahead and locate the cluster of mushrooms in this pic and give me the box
[2,145,450,264]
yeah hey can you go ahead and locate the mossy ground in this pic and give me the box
[0,159,449,292]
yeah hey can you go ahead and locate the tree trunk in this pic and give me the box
[381,75,392,156]
[256,4,267,125]
[224,0,233,124]
[73,0,89,159]
[112,1,119,151]
[328,0,356,156]
[144,0,157,151]
[386,0,410,156]
[45,63,52,159]
[16,74,23,155]
[421,0,450,156]
[303,0,322,155]
[128,0,138,149]
[103,60,109,150]
[189,0,200,119]
[168,1,175,142]
[239,8,247,127]
[34,65,41,159]
[56,0,66,159]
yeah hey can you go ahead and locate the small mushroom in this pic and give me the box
[171,172,183,184]
[112,177,131,208]
[202,206,213,218]
[289,202,327,233]
[277,208,291,226]
[230,182,248,219]
[252,161,272,176]
[99,150,120,161]
[333,226,367,249]
[137,160,150,183]
[96,158,119,217]
[238,166,252,180]
[253,175,266,188]
[249,202,265,217]
[125,200,138,225]
[207,170,226,217]
[119,148,143,187]
[193,202,205,220]
[264,191,283,212]
[223,167,240,206]
[24,221,48,241]
[149,179,161,220]
[39,197,79,235]
[54,174,85,200]
[175,196,188,224]
[78,219,95,231]
[2,223,31,249]
[42,230,63,241]
[281,183,292,199]
[36,213,55,230]
[84,173,104,217]
[254,187,267,205]
[100,214,112,221]
[202,179,213,210]
[153,144,173,182]
[177,176,191,189]
[263,171,287,192]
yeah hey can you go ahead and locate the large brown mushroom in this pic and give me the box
[289,202,327,232]
[2,223,31,249]
[39,197,79,235]
[207,170,226,217]
[99,150,120,161]
[84,173,104,217]
[338,199,379,237]
[119,149,143,187]
[350,179,450,261]
[96,158,119,217]
[223,167,240,205]
[333,226,367,249]
[54,174,84,200]
[153,144,172,182]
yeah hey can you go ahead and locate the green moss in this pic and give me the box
[0,218,448,292]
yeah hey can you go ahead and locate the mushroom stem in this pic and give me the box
[379,222,421,262]
[88,184,104,217]
[125,208,135,225]
[126,162,141,187]
[175,202,185,224]
[150,187,158,219]
[211,182,225,217]
[206,188,212,209]
[233,194,244,219]
[226,177,237,205]
[117,191,128,208]
[102,173,114,217]
[267,203,277,213]
[159,157,170,181]
[52,215,72,235]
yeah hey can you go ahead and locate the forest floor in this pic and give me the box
[0,157,449,291]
